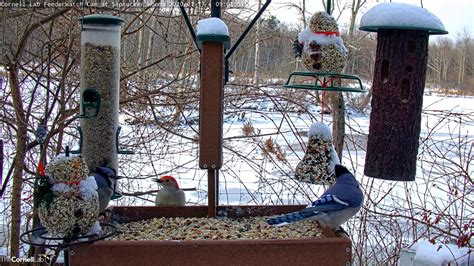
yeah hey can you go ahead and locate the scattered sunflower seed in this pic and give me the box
[109,216,324,241]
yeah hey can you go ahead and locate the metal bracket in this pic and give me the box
[284,71,366,92]
[178,0,199,51]
[116,126,134,155]
[225,0,271,84]
[177,0,271,84]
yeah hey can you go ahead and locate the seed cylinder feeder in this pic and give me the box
[79,15,124,173]
[359,3,447,181]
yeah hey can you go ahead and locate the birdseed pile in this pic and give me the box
[109,217,325,241]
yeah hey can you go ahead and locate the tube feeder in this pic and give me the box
[360,3,447,181]
[79,14,124,173]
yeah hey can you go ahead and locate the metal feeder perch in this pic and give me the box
[21,223,117,266]
[359,3,448,181]
[285,71,365,93]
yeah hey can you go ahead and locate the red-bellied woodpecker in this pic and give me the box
[153,176,186,206]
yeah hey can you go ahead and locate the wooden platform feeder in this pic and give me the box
[70,206,352,266]
[359,3,447,181]
[69,2,353,265]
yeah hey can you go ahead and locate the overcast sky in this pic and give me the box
[266,0,472,38]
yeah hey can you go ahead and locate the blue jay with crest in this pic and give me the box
[267,164,363,230]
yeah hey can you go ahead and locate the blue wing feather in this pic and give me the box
[266,194,349,226]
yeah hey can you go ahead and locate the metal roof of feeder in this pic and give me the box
[359,3,448,35]
[80,14,124,25]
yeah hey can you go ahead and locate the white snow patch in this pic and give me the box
[50,183,73,193]
[308,122,332,141]
[298,27,347,54]
[360,3,446,32]
[197,18,229,36]
[308,122,340,175]
[87,221,102,235]
[79,176,99,199]
[412,240,472,266]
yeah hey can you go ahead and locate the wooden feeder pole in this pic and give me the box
[189,0,267,217]
[199,41,224,217]
[199,0,224,217]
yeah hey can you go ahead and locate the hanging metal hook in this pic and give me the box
[327,0,332,15]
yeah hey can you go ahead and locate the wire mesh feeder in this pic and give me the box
[20,223,117,266]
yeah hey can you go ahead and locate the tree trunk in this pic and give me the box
[8,65,28,258]
[457,45,465,85]
[253,0,262,85]
[357,86,372,112]
[0,139,3,187]
[364,29,429,181]
[137,19,145,69]
[330,91,345,160]
[301,0,306,28]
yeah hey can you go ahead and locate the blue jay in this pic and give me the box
[93,166,120,214]
[267,165,363,230]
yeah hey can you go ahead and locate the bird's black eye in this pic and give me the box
[165,179,170,182]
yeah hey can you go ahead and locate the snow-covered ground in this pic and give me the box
[113,93,473,204]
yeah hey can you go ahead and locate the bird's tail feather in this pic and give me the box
[267,210,319,226]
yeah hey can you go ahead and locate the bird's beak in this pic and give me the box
[152,178,163,183]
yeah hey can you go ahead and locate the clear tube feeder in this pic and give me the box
[79,14,123,173]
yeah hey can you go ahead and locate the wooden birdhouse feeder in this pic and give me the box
[359,3,447,181]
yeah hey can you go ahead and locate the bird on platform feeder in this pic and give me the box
[153,176,186,206]
[92,166,120,214]
[296,11,348,73]
[267,164,363,231]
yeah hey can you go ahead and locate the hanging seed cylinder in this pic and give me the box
[364,29,429,181]
[359,3,447,181]
[79,15,123,172]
